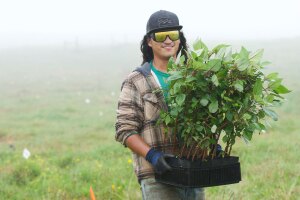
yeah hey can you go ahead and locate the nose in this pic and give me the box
[164,36,173,43]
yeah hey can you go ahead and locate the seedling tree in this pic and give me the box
[158,39,290,160]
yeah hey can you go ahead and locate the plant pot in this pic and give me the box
[155,156,241,188]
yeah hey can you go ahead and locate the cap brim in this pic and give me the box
[147,25,183,34]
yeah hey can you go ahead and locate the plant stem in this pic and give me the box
[187,143,196,159]
[228,144,233,156]
[224,142,229,156]
[180,144,186,158]
[192,145,200,161]
[172,118,178,155]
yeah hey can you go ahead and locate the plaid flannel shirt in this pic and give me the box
[115,62,178,181]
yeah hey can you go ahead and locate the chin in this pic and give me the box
[161,54,173,60]
[166,53,177,58]
[162,50,176,56]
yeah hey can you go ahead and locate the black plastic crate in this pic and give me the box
[155,156,241,188]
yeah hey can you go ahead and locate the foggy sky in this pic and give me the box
[1,0,300,48]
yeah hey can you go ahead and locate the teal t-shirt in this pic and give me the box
[150,61,170,100]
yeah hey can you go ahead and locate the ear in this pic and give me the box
[147,38,152,47]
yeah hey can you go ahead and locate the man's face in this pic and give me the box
[148,30,181,61]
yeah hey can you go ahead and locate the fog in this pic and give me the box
[1,0,300,48]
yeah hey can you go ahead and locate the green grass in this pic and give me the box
[0,40,299,199]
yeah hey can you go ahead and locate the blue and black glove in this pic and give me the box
[145,147,173,175]
[216,144,223,157]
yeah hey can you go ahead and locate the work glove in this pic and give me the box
[145,147,173,175]
[216,144,223,157]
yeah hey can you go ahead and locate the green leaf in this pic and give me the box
[274,85,291,94]
[249,49,264,63]
[199,49,209,60]
[266,72,278,80]
[224,49,233,62]
[258,110,265,119]
[243,95,250,107]
[200,98,209,106]
[176,94,186,106]
[236,58,250,71]
[253,79,263,96]
[226,111,233,121]
[253,123,261,131]
[165,115,171,125]
[196,125,204,132]
[170,109,178,117]
[263,107,278,121]
[180,55,185,65]
[243,113,252,120]
[243,130,253,141]
[194,49,204,57]
[186,76,197,83]
[239,47,250,58]
[234,80,244,92]
[258,123,266,131]
[168,71,183,81]
[241,135,250,144]
[167,57,175,69]
[201,139,210,148]
[173,82,181,94]
[209,138,217,145]
[193,61,210,70]
[222,135,229,143]
[209,100,218,113]
[191,97,198,108]
[175,50,182,64]
[223,96,233,102]
[208,59,222,72]
[211,74,219,86]
[191,51,198,59]
[235,47,250,71]
[255,95,264,104]
[215,47,227,59]
[193,39,208,51]
[211,125,217,133]
[265,94,274,103]
[269,78,283,90]
[212,44,230,54]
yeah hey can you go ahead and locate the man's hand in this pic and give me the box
[145,147,173,174]
[216,144,223,157]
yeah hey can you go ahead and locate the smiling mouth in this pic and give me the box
[162,42,175,48]
[162,45,174,49]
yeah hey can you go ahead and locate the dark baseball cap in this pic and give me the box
[146,10,183,34]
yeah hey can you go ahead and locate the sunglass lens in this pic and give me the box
[154,30,179,42]
[154,32,167,42]
[168,31,180,41]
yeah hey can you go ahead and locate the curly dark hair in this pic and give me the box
[140,31,188,65]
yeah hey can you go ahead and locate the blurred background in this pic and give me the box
[0,0,299,199]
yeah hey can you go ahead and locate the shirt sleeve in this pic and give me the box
[115,76,144,147]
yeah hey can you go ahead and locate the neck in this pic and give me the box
[152,58,170,73]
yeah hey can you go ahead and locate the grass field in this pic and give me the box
[0,38,299,199]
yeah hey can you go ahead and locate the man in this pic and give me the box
[115,10,205,199]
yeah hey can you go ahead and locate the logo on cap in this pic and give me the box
[158,18,173,27]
